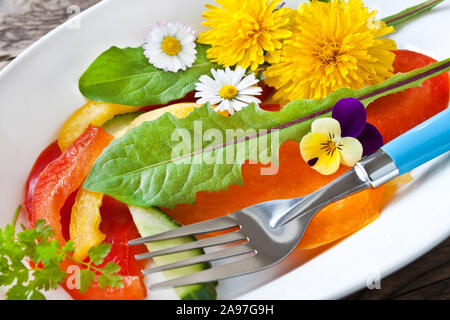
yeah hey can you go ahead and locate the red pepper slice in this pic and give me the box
[31,125,113,244]
[97,196,148,276]
[367,50,449,143]
[25,131,147,299]
[65,276,146,300]
[62,196,147,300]
[24,141,62,219]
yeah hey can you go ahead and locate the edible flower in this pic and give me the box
[198,0,292,71]
[264,0,397,103]
[143,21,197,72]
[195,66,262,114]
[300,98,383,175]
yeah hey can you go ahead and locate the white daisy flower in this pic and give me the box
[143,21,197,72]
[195,66,262,115]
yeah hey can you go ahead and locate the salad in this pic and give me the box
[0,0,449,300]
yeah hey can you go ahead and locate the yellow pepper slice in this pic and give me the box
[127,102,228,131]
[58,100,140,151]
[70,189,105,260]
[127,103,198,131]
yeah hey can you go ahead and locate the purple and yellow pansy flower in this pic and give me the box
[300,98,384,175]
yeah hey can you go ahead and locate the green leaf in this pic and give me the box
[102,261,121,274]
[84,59,450,208]
[97,262,122,289]
[6,284,30,300]
[61,240,76,255]
[79,43,217,106]
[35,240,60,265]
[98,272,123,290]
[33,263,66,291]
[88,243,111,265]
[0,220,120,299]
[28,289,46,300]
[79,269,96,294]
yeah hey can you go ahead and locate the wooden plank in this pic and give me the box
[347,237,450,299]
[0,0,100,69]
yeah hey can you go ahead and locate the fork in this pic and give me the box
[129,108,450,289]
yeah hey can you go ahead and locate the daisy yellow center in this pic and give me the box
[161,36,181,56]
[219,85,238,100]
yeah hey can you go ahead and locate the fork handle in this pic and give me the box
[381,108,450,175]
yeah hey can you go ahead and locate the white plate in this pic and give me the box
[0,0,448,300]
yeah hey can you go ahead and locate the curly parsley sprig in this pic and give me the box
[0,219,123,300]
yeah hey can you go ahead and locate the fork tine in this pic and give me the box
[142,243,254,275]
[150,255,266,289]
[128,215,239,245]
[135,231,247,260]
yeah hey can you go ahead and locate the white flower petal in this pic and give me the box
[236,74,259,90]
[194,66,262,115]
[311,118,342,139]
[236,94,261,104]
[238,86,263,96]
[339,137,363,167]
[143,21,197,73]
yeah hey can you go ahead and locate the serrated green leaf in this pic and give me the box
[79,269,96,294]
[102,261,121,274]
[107,274,123,288]
[35,240,60,265]
[28,289,46,300]
[97,273,108,289]
[98,272,123,290]
[33,263,66,291]
[88,243,111,265]
[6,284,30,300]
[79,43,218,106]
[61,240,75,254]
[84,59,450,208]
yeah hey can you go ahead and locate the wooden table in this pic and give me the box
[0,0,448,300]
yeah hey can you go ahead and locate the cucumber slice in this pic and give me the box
[103,112,216,299]
[129,206,217,300]
[102,111,143,138]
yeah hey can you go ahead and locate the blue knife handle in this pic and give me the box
[381,108,450,175]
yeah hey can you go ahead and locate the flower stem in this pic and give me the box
[62,252,105,274]
[12,205,22,227]
[382,0,445,27]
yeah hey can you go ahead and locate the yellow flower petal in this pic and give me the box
[300,132,341,175]
[311,118,341,139]
[339,136,363,167]
[264,0,396,103]
[198,0,292,71]
[313,149,341,175]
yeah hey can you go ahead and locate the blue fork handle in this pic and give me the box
[381,108,450,175]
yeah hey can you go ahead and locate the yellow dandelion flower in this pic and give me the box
[264,0,397,104]
[198,0,292,71]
